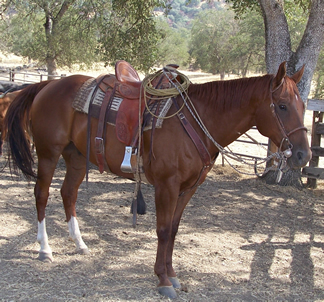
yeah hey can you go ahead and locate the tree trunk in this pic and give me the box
[44,13,58,80]
[259,0,324,102]
[46,56,58,80]
[259,0,324,186]
[42,1,74,80]
[259,0,292,73]
[290,0,324,102]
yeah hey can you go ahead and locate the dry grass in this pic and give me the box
[0,155,323,301]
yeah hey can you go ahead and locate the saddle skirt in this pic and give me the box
[72,75,173,145]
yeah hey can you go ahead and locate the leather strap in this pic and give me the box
[172,98,212,167]
[86,75,106,183]
[95,85,116,173]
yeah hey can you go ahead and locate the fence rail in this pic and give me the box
[0,68,66,84]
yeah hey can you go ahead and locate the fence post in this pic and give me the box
[307,110,323,188]
[302,99,324,188]
[9,69,15,82]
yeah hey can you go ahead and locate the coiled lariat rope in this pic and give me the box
[140,67,286,179]
[141,68,191,119]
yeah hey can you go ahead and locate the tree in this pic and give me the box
[227,10,266,76]
[227,0,324,185]
[189,9,239,78]
[189,8,265,78]
[154,18,190,68]
[227,0,324,103]
[313,50,324,99]
[1,2,100,77]
[0,0,169,77]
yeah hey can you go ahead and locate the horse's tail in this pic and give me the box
[4,80,51,180]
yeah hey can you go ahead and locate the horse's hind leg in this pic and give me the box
[35,153,62,262]
[61,142,89,254]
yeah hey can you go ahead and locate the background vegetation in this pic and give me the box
[0,0,323,98]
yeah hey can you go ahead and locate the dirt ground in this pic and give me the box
[0,141,323,302]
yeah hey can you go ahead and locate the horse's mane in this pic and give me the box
[188,74,272,113]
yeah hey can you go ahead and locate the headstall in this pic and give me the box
[269,77,308,182]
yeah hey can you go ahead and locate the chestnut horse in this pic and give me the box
[0,84,31,155]
[0,82,51,155]
[4,62,311,299]
[0,90,21,155]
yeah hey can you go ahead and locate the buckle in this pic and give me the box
[95,137,104,154]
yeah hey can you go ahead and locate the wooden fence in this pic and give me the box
[302,99,324,188]
[0,68,65,84]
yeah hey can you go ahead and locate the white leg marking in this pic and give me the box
[68,216,88,251]
[37,219,52,256]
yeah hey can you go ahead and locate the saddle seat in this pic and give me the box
[115,60,141,88]
[97,61,142,100]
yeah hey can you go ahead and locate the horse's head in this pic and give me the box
[255,62,311,169]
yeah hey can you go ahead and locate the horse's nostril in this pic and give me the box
[296,149,312,166]
[297,151,303,161]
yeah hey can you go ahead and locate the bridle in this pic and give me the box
[269,77,308,182]
[269,77,307,159]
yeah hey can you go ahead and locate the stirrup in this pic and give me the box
[121,146,135,173]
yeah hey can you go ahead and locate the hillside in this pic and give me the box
[160,0,224,29]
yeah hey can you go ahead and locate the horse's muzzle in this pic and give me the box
[288,148,312,169]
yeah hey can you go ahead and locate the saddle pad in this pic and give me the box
[72,77,173,130]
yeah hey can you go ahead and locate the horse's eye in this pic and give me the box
[279,104,287,111]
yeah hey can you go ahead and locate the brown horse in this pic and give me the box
[0,90,20,155]
[4,62,311,299]
[0,82,51,155]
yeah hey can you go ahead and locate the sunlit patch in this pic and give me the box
[312,246,324,289]
[294,232,311,243]
[269,249,292,283]
[248,233,269,243]
[0,214,31,237]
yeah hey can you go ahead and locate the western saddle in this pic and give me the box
[92,60,212,181]
[94,60,178,174]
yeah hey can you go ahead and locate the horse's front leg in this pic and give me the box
[166,189,197,289]
[154,182,179,299]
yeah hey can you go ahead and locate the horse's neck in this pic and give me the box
[189,79,264,148]
[211,107,255,148]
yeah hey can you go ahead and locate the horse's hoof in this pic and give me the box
[158,286,177,299]
[38,252,53,262]
[169,277,181,288]
[77,248,90,255]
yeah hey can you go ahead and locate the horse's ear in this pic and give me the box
[273,61,287,89]
[291,65,305,84]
